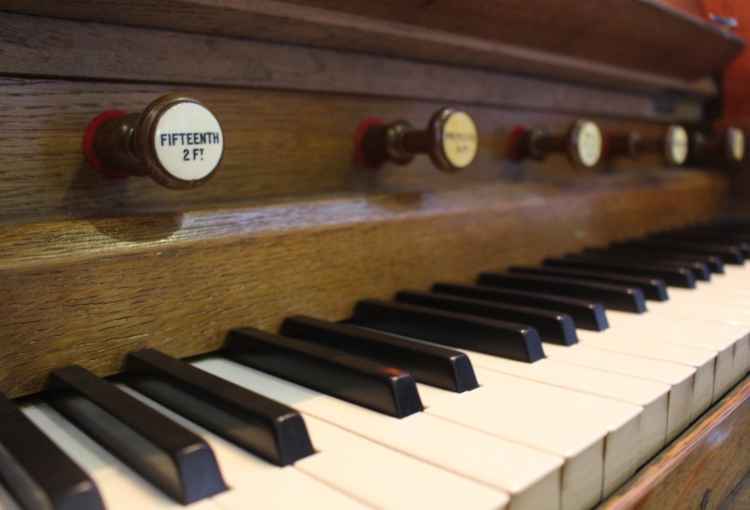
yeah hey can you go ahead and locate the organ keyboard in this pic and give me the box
[2,222,748,510]
[1,2,749,510]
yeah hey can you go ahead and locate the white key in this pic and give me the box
[607,309,746,398]
[576,328,716,416]
[298,416,508,510]
[459,350,668,459]
[21,403,219,510]
[651,284,750,377]
[194,358,565,510]
[211,471,369,510]
[419,369,642,505]
[391,333,669,470]
[0,484,21,510]
[121,385,506,510]
[542,343,695,440]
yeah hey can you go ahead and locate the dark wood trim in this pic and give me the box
[0,3,719,96]
[0,12,714,109]
[600,376,750,509]
[280,0,744,79]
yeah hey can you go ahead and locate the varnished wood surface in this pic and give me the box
[0,0,722,94]
[0,78,706,224]
[0,171,728,397]
[0,12,715,105]
[601,376,750,510]
[282,0,743,80]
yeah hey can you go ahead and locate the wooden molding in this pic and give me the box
[601,377,750,509]
[0,3,723,95]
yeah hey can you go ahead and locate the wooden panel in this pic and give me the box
[0,171,728,397]
[282,0,744,80]
[0,3,721,94]
[0,78,706,224]
[601,377,750,510]
[0,12,716,102]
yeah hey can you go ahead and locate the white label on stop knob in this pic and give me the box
[572,121,602,167]
[727,128,745,162]
[153,102,224,181]
[665,125,688,166]
[441,111,479,169]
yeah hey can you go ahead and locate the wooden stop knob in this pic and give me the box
[84,94,224,189]
[691,126,744,168]
[511,120,603,168]
[358,107,479,172]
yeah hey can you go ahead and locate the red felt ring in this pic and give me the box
[506,125,530,161]
[353,116,385,168]
[83,110,129,178]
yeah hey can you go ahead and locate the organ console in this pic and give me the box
[509,120,604,168]
[0,2,748,510]
[356,107,479,172]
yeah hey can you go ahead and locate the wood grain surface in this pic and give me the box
[0,11,716,102]
[0,78,707,224]
[0,171,728,397]
[3,1,740,85]
[600,376,750,510]
[280,0,744,80]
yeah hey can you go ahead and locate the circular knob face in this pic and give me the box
[435,110,479,171]
[149,101,224,186]
[569,120,602,168]
[665,125,688,166]
[726,127,745,163]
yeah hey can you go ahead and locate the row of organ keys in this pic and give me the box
[84,94,746,189]
[2,219,750,510]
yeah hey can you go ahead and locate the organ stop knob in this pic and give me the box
[611,125,688,166]
[84,94,224,189]
[357,107,479,172]
[692,126,745,168]
[510,119,603,168]
[604,131,642,160]
[662,125,690,166]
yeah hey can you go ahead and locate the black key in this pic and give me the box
[348,299,545,363]
[281,316,478,392]
[566,251,711,281]
[511,265,669,301]
[477,272,647,313]
[678,227,750,245]
[541,257,696,288]
[226,327,423,418]
[696,220,750,233]
[0,392,104,510]
[432,282,609,331]
[47,366,226,504]
[584,246,725,274]
[650,232,750,256]
[125,349,314,466]
[395,290,577,345]
[614,239,745,264]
